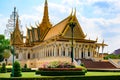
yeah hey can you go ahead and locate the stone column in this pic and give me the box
[51,46,54,56]
[75,47,79,59]
[79,48,81,59]
[45,48,47,57]
[65,48,68,56]
[73,47,75,59]
[85,49,88,59]
[59,47,61,56]
[54,45,57,56]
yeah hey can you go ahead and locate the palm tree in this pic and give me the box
[3,49,11,65]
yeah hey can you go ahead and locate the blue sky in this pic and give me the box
[0,0,120,53]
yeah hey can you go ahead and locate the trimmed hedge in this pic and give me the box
[36,70,85,76]
[22,68,35,72]
[36,68,86,76]
[6,68,35,72]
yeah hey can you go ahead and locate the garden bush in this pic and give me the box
[0,63,7,73]
[24,64,27,69]
[11,61,22,77]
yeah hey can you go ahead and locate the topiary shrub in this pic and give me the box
[80,63,85,67]
[11,61,22,77]
[24,64,27,69]
[0,63,7,73]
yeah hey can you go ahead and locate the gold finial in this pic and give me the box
[35,22,38,27]
[25,24,28,29]
[102,39,104,44]
[45,0,48,5]
[96,37,98,41]
[38,21,40,25]
[85,33,87,37]
[70,8,73,16]
[26,27,28,29]
[73,8,76,16]
[69,8,76,22]
[29,23,31,27]
[89,37,90,40]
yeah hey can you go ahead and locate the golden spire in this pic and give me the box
[45,0,47,5]
[70,8,76,22]
[15,15,19,31]
[11,14,23,46]
[42,0,49,23]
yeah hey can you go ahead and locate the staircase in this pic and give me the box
[78,59,117,69]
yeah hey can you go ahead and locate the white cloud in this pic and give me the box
[105,35,120,53]
[22,0,120,53]
[1,0,120,53]
[78,15,103,42]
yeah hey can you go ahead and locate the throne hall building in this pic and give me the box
[10,0,107,68]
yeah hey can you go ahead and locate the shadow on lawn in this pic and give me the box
[0,76,120,80]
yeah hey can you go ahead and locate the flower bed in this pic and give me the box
[39,68,82,71]
[36,61,87,76]
[42,61,75,68]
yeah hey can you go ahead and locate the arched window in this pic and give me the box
[88,52,90,57]
[16,53,19,59]
[81,52,84,58]
[28,53,30,59]
[57,48,59,56]
[63,51,65,56]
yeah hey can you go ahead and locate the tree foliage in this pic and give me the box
[0,54,4,62]
[104,54,120,60]
[3,49,11,65]
[0,35,10,62]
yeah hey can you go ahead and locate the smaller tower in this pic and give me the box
[10,15,23,46]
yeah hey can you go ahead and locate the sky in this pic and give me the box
[0,0,120,53]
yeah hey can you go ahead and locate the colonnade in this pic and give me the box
[19,41,103,60]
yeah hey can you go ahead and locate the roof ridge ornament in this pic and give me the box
[73,8,76,16]
[69,8,73,17]
[96,37,98,42]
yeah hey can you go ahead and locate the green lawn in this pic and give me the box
[0,72,120,78]
[0,72,35,78]
[0,65,12,68]
[86,72,120,76]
